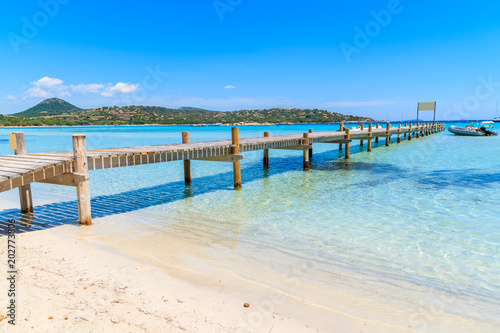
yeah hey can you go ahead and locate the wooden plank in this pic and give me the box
[0,166,33,174]
[0,158,52,169]
[270,144,312,151]
[0,161,42,171]
[0,179,12,192]
[11,175,23,189]
[0,170,19,177]
[2,155,70,163]
[29,153,73,158]
[192,154,244,163]
[38,173,88,187]
[89,149,153,155]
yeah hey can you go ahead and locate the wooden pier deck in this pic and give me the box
[1,122,445,224]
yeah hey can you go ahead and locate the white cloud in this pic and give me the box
[25,76,70,98]
[224,85,236,89]
[6,95,17,101]
[71,83,105,94]
[101,82,140,97]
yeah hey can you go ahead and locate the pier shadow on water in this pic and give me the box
[0,147,405,236]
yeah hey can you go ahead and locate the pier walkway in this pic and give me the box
[1,122,445,224]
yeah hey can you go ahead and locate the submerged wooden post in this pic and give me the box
[404,123,407,138]
[11,132,33,213]
[263,131,269,168]
[375,124,379,143]
[367,123,373,152]
[303,133,310,169]
[232,127,242,189]
[360,123,364,147]
[408,123,412,141]
[182,132,191,184]
[72,134,92,225]
[339,123,344,151]
[308,129,313,158]
[397,123,401,143]
[385,123,391,146]
[345,129,350,159]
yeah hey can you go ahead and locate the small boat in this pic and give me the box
[448,121,498,136]
[493,102,500,122]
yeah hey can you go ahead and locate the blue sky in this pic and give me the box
[2,0,500,120]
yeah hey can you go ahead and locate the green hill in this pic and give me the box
[14,98,82,117]
[1,98,374,126]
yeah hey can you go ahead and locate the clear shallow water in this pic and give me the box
[1,123,499,328]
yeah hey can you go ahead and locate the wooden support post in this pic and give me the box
[11,132,33,213]
[263,131,269,168]
[303,133,310,169]
[232,127,242,189]
[385,123,391,146]
[416,122,420,138]
[72,134,92,225]
[360,124,364,147]
[182,132,191,184]
[408,123,412,141]
[339,123,344,151]
[397,123,401,143]
[375,124,379,143]
[367,123,373,152]
[404,123,407,138]
[308,129,313,158]
[344,129,350,159]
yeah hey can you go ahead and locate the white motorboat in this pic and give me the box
[448,122,498,136]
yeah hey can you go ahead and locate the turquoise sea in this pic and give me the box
[1,122,499,330]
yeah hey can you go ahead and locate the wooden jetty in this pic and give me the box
[1,122,445,225]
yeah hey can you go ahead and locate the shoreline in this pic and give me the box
[0,121,373,129]
[0,226,405,333]
[0,217,497,332]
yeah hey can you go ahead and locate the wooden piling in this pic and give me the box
[408,123,412,141]
[375,124,379,143]
[303,133,310,169]
[232,127,242,188]
[12,132,33,213]
[339,123,344,151]
[404,123,407,138]
[367,123,373,152]
[345,129,350,159]
[360,124,364,147]
[397,123,401,143]
[72,134,92,225]
[263,131,269,167]
[386,123,391,146]
[308,129,313,158]
[416,122,420,138]
[182,132,191,184]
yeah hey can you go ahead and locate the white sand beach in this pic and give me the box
[1,223,497,332]
[0,226,408,333]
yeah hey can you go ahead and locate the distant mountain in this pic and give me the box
[2,98,374,126]
[14,98,82,117]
